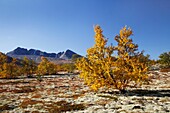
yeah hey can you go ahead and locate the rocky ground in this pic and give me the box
[0,71,170,113]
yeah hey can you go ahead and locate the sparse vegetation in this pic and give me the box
[158,52,170,68]
[0,51,78,78]
[59,63,76,73]
[0,71,169,112]
[0,53,22,78]
[37,57,57,75]
[22,57,37,77]
[72,54,82,62]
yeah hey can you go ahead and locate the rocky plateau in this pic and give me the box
[0,70,170,113]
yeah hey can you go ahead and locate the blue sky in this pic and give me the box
[0,0,170,59]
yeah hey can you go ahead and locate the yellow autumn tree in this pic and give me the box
[0,53,22,78]
[22,57,37,76]
[76,25,115,90]
[76,25,149,91]
[37,57,56,75]
[1,58,22,78]
[112,27,148,91]
[0,52,8,78]
[60,63,76,73]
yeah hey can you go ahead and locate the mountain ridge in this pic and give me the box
[6,47,81,64]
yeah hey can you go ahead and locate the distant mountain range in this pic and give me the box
[6,47,82,64]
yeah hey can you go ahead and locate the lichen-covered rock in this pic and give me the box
[0,71,169,113]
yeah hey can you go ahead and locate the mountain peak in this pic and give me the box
[59,49,77,59]
[12,47,29,55]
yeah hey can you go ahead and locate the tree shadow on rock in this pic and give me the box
[102,89,170,97]
[127,89,170,97]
